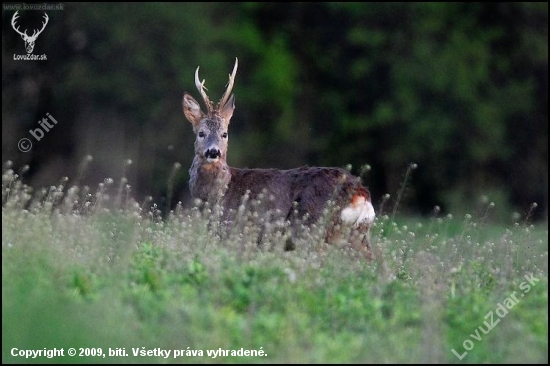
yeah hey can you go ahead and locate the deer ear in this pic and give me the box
[219,94,235,124]
[182,93,204,127]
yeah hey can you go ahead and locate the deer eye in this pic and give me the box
[222,132,228,138]
[198,131,205,138]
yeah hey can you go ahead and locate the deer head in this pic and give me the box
[11,11,49,54]
[182,58,238,164]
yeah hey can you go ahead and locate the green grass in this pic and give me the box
[2,165,548,363]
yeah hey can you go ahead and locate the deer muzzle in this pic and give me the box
[205,148,221,163]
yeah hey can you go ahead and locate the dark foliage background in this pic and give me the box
[2,2,547,221]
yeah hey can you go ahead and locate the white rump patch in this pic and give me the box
[340,196,375,226]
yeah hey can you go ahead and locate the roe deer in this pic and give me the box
[182,58,375,258]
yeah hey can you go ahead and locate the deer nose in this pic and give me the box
[205,148,221,160]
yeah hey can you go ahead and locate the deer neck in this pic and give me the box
[189,156,232,203]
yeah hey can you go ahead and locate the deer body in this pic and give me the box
[183,58,375,257]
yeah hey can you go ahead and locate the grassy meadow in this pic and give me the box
[2,163,548,363]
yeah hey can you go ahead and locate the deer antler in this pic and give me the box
[11,11,28,38]
[217,57,238,110]
[11,11,48,41]
[30,13,49,40]
[195,66,214,114]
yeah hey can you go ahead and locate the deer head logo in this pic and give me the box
[11,11,49,54]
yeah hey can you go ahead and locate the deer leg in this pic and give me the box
[349,222,373,260]
[284,209,300,251]
[283,199,310,251]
